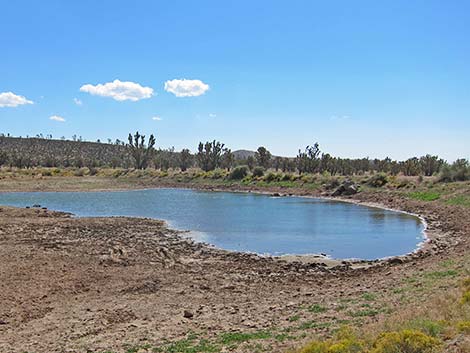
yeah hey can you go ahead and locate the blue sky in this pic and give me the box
[1,0,469,161]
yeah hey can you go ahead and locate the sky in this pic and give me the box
[1,0,469,161]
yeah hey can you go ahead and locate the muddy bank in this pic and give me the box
[0,179,469,352]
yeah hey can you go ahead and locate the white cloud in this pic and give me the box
[209,113,216,118]
[49,115,65,122]
[0,92,33,108]
[73,98,83,106]
[79,79,154,101]
[152,116,163,121]
[164,79,209,97]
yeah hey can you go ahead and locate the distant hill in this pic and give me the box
[0,136,130,167]
[232,149,256,160]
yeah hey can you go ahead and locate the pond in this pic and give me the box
[0,188,425,260]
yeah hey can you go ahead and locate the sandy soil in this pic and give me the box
[0,180,469,353]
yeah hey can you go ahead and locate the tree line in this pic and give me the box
[0,132,468,180]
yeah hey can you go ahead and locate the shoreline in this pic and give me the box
[0,182,432,267]
[0,179,468,353]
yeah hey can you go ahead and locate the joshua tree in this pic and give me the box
[196,140,225,171]
[127,131,156,169]
[255,146,272,169]
[179,148,193,171]
[221,148,235,170]
[296,143,321,174]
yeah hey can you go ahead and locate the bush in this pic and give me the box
[252,166,265,177]
[282,173,293,181]
[438,159,470,182]
[371,330,440,353]
[264,172,282,182]
[367,173,388,187]
[74,168,85,177]
[229,165,249,180]
[210,168,226,179]
[457,321,470,334]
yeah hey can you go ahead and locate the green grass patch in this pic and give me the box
[218,330,272,345]
[307,304,327,313]
[361,292,377,301]
[446,195,470,208]
[408,191,441,201]
[423,270,459,280]
[349,308,380,317]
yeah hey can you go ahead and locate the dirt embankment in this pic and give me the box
[0,183,469,352]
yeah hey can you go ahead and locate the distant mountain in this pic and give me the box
[232,149,256,160]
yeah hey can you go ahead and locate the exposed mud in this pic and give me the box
[0,184,469,353]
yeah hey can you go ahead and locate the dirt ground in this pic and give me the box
[0,180,469,353]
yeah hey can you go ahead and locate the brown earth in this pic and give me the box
[0,179,469,353]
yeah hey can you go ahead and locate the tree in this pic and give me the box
[296,143,321,174]
[255,146,272,169]
[127,131,156,169]
[179,148,193,171]
[221,148,235,170]
[196,140,225,171]
[419,154,443,176]
[246,156,256,171]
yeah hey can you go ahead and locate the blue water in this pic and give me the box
[0,189,425,259]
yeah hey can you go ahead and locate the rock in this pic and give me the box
[332,180,358,196]
[183,310,194,319]
[388,257,404,264]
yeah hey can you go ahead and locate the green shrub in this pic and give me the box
[456,321,470,333]
[367,173,388,187]
[264,172,281,182]
[252,166,265,177]
[282,173,293,181]
[371,330,440,353]
[229,165,249,180]
[211,168,226,179]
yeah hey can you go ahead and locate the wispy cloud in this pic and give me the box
[49,115,65,122]
[80,79,154,101]
[209,113,217,118]
[73,98,83,106]
[164,79,209,97]
[0,92,33,108]
[152,116,163,121]
[330,115,350,121]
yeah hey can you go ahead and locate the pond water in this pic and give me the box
[0,189,425,259]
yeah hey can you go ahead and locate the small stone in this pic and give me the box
[183,310,194,319]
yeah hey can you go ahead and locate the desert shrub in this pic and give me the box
[438,159,470,182]
[211,168,226,179]
[370,330,440,353]
[73,168,85,177]
[324,178,341,190]
[229,165,249,180]
[457,321,470,333]
[462,290,470,304]
[264,172,282,182]
[298,328,365,353]
[367,173,388,187]
[252,166,265,177]
[282,173,293,181]
[404,319,445,337]
[301,174,316,183]
[41,169,52,176]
